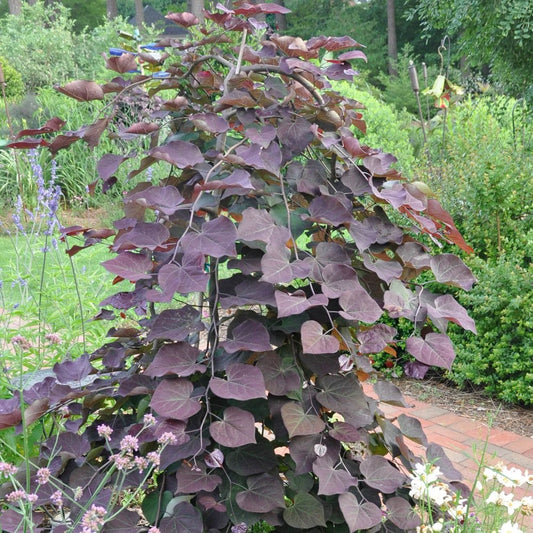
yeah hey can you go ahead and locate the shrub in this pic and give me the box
[0,1,79,92]
[2,4,477,531]
[419,96,533,405]
[0,56,24,102]
[450,255,533,405]
[427,96,532,262]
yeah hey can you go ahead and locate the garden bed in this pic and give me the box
[394,376,533,438]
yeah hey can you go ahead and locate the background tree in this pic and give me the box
[135,0,144,28]
[387,0,397,76]
[187,0,204,20]
[409,0,533,98]
[62,0,106,31]
[107,0,118,19]
[7,0,21,15]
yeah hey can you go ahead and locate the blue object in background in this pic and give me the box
[140,43,165,51]
[109,48,138,57]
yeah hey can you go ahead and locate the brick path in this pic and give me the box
[363,382,533,529]
[363,383,533,478]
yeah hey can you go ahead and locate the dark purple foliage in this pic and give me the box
[1,3,477,531]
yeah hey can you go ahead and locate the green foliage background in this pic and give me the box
[421,97,533,405]
[0,55,24,101]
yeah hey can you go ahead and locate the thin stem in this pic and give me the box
[235,29,248,75]
[36,235,49,360]
[278,172,299,259]
[64,235,87,352]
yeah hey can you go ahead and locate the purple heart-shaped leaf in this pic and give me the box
[53,353,93,384]
[221,319,271,353]
[275,290,328,318]
[101,252,152,282]
[181,216,237,258]
[301,320,340,354]
[190,112,229,133]
[145,343,206,377]
[430,254,476,290]
[339,493,382,532]
[210,363,266,400]
[386,496,422,530]
[149,140,204,168]
[427,294,477,334]
[406,333,456,370]
[281,402,325,438]
[176,462,222,494]
[256,351,301,396]
[146,306,205,342]
[235,473,285,513]
[150,378,201,420]
[339,286,383,323]
[312,455,358,495]
[306,195,353,226]
[113,222,170,251]
[360,456,407,493]
[357,324,397,354]
[209,407,256,447]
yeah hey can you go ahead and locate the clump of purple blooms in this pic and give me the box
[11,149,62,246]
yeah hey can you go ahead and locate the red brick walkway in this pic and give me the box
[363,383,533,479]
[363,382,533,528]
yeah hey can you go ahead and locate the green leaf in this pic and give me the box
[141,490,173,525]
[283,492,326,529]
[281,401,325,438]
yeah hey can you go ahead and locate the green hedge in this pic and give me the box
[450,256,533,405]
[420,96,533,405]
[0,56,24,102]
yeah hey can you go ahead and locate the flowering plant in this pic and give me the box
[410,461,532,532]
[0,414,176,532]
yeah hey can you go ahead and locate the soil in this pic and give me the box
[392,375,533,439]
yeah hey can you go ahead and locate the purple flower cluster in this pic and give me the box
[14,149,63,244]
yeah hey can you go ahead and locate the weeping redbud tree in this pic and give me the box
[1,3,477,532]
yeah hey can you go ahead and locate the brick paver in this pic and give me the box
[363,382,533,528]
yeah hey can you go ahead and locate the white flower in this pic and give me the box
[497,466,525,488]
[484,463,504,481]
[412,463,442,484]
[409,477,427,500]
[499,520,523,533]
[431,519,444,531]
[504,498,522,516]
[427,483,452,507]
[485,490,521,515]
[486,490,502,505]
[447,501,468,521]
[520,495,533,515]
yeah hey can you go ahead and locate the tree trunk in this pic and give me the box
[106,0,118,20]
[28,0,38,5]
[276,0,287,31]
[8,0,22,15]
[135,0,144,29]
[387,0,398,76]
[188,0,205,22]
